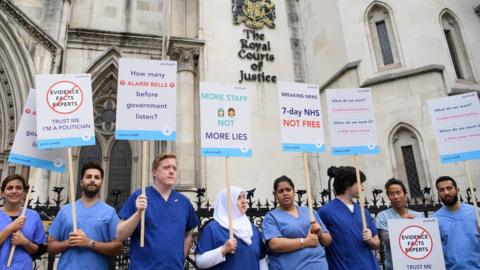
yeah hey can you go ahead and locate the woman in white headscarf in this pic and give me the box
[195,187,267,270]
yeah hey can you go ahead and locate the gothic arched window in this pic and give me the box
[441,11,473,81]
[390,126,428,199]
[366,3,401,69]
[107,140,132,208]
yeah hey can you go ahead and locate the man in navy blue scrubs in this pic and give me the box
[117,153,198,269]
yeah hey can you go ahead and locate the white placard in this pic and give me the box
[427,92,480,163]
[325,88,379,155]
[9,90,67,172]
[389,218,445,270]
[200,82,251,157]
[115,58,177,141]
[277,81,325,152]
[36,74,95,149]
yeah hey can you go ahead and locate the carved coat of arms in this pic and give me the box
[232,0,276,29]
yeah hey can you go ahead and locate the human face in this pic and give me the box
[152,158,177,188]
[387,184,406,209]
[80,168,102,198]
[237,192,247,215]
[437,180,459,207]
[1,179,24,205]
[275,181,295,210]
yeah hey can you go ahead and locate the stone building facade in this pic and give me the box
[0,0,479,206]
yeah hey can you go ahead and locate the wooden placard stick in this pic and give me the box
[303,153,315,224]
[225,156,234,240]
[354,155,367,231]
[464,160,480,227]
[140,141,148,247]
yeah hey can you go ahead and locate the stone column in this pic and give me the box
[170,46,199,188]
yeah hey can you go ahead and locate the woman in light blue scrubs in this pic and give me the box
[0,174,46,270]
[262,175,331,270]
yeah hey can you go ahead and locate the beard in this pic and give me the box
[441,193,458,207]
[82,185,100,198]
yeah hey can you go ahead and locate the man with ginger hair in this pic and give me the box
[117,153,198,270]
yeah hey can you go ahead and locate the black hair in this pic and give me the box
[80,162,104,179]
[435,176,457,189]
[273,175,295,192]
[385,178,407,194]
[1,174,28,192]
[332,166,366,195]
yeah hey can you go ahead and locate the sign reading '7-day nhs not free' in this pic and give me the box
[115,58,177,141]
[35,74,95,149]
[277,81,325,152]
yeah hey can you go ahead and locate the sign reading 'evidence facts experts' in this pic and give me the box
[36,74,95,149]
[389,218,445,270]
[116,58,177,141]
[200,82,252,157]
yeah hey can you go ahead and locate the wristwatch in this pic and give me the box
[300,238,304,248]
[89,240,96,249]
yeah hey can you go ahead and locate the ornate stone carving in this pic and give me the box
[94,96,117,136]
[0,0,62,67]
[0,61,14,149]
[170,47,199,73]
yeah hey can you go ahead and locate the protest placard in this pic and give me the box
[389,218,445,270]
[326,88,379,155]
[277,81,325,152]
[427,92,480,163]
[200,82,251,157]
[115,58,177,140]
[8,90,67,172]
[36,74,95,149]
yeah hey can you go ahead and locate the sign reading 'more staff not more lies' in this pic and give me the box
[9,90,67,172]
[277,81,325,152]
[200,82,252,157]
[326,88,379,155]
[115,58,177,141]
[36,74,95,149]
[427,92,480,163]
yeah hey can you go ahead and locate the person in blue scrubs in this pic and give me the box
[0,174,46,270]
[117,153,199,270]
[318,166,381,270]
[195,186,266,269]
[262,175,332,270]
[376,178,423,270]
[48,162,122,270]
[433,176,480,270]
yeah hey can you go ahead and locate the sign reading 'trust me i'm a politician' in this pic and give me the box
[35,74,95,149]
[115,58,177,141]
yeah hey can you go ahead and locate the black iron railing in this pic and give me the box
[9,183,479,270]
